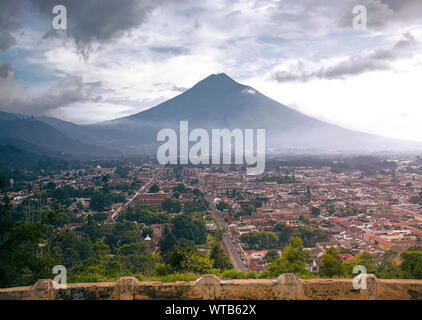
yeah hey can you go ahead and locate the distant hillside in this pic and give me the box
[0,117,120,158]
[37,116,96,144]
[0,111,28,121]
[0,137,61,157]
[0,145,48,169]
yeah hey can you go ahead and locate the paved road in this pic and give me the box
[111,176,155,220]
[202,186,249,273]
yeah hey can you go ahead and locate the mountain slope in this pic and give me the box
[92,73,420,152]
[37,116,96,144]
[0,117,120,157]
[0,145,52,170]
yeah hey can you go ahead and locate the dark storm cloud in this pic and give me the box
[0,32,17,51]
[29,0,176,45]
[268,0,422,32]
[0,0,21,51]
[273,34,417,83]
[0,0,179,52]
[0,63,13,79]
[0,74,103,116]
[380,0,420,12]
[336,0,422,29]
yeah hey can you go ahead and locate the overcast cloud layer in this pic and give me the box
[0,0,422,140]
[273,33,418,82]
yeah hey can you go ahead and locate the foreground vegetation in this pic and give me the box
[1,174,422,288]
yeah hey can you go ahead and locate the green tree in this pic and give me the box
[159,225,178,257]
[83,214,101,243]
[115,167,130,178]
[149,184,160,193]
[401,247,422,279]
[92,240,110,259]
[104,220,140,248]
[319,247,343,278]
[162,198,182,213]
[274,223,293,246]
[167,247,214,274]
[76,201,84,211]
[53,187,70,203]
[123,206,170,225]
[92,212,108,222]
[216,201,231,212]
[213,227,225,241]
[183,198,209,214]
[173,184,187,194]
[90,191,106,211]
[376,250,402,279]
[42,208,69,228]
[2,222,60,286]
[353,253,377,275]
[116,241,149,256]
[240,231,278,249]
[267,237,310,278]
[142,227,153,239]
[311,206,320,217]
[56,230,93,268]
[265,249,280,262]
[210,245,233,270]
[69,257,120,283]
[171,215,207,245]
[220,269,245,279]
[235,206,253,217]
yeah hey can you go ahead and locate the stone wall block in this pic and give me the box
[31,279,54,300]
[362,274,379,300]
[276,273,304,300]
[116,277,141,300]
[193,274,221,300]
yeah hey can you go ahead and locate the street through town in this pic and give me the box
[202,185,249,273]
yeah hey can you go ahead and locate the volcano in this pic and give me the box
[89,73,420,153]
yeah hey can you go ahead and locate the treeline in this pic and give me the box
[255,174,296,184]
[410,191,422,205]
[240,224,329,250]
[0,169,40,192]
[0,198,159,286]
[121,206,171,225]
[153,245,233,277]
[159,214,208,257]
[267,156,397,174]
[331,156,396,174]
[318,246,422,280]
[147,183,208,214]
[0,145,84,172]
[45,184,125,212]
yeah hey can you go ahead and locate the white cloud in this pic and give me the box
[247,53,422,142]
[1,0,422,142]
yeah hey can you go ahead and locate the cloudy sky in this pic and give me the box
[0,0,422,141]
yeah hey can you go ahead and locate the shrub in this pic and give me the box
[220,269,245,280]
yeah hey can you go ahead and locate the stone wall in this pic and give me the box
[1,274,422,300]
